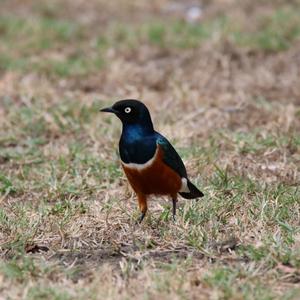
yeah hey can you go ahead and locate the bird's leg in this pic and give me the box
[138,211,146,223]
[137,193,147,224]
[172,198,177,221]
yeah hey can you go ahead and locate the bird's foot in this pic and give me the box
[136,211,146,224]
[172,198,177,222]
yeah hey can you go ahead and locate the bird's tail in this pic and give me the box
[179,180,204,199]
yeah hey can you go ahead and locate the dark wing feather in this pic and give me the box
[156,134,204,199]
[156,135,187,178]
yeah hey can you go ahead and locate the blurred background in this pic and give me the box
[0,1,300,299]
[1,0,300,108]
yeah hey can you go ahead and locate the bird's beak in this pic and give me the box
[100,106,117,113]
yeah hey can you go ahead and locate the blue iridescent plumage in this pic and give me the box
[119,123,187,181]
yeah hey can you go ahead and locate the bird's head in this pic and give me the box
[100,99,154,130]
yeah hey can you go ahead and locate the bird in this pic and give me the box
[100,99,204,223]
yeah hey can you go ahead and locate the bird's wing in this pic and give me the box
[156,135,187,178]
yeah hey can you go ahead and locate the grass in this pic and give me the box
[0,0,300,299]
[1,4,300,77]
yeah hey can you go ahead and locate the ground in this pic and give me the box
[0,0,300,299]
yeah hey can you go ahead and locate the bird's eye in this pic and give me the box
[124,107,131,114]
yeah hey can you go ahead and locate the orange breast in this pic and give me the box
[122,145,182,197]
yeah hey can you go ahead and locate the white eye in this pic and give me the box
[124,107,131,114]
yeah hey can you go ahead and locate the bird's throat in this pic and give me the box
[122,124,153,143]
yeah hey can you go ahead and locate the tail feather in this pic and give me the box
[179,180,204,199]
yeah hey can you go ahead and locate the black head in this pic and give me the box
[100,99,154,129]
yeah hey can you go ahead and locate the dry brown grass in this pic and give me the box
[0,0,300,299]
